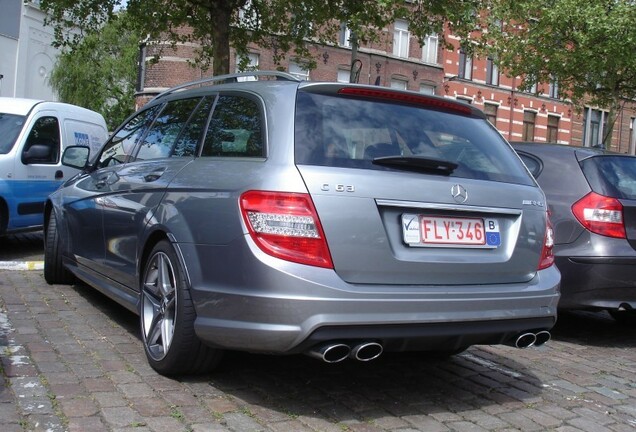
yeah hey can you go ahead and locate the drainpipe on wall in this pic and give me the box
[508,77,516,140]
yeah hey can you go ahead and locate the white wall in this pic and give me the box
[0,1,59,100]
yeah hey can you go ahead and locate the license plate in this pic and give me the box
[402,214,501,248]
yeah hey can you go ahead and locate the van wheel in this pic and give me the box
[44,212,75,285]
[140,240,223,375]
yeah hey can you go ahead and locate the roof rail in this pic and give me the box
[151,71,301,101]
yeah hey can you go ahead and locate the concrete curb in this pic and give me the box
[0,261,44,271]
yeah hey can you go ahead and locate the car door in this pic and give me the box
[64,105,161,274]
[100,96,214,289]
[12,112,63,229]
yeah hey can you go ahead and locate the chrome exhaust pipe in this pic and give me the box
[534,330,551,347]
[350,342,383,361]
[514,332,536,349]
[306,343,351,363]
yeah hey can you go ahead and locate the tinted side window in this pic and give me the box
[516,152,542,178]
[22,116,60,164]
[98,106,159,167]
[201,95,263,157]
[136,97,203,161]
[173,97,214,157]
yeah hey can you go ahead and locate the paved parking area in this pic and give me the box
[1,268,635,431]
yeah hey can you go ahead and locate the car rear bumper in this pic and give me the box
[182,243,561,353]
[556,255,636,310]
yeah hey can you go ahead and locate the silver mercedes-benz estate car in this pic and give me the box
[44,71,560,375]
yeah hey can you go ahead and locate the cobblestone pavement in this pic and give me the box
[0,268,635,432]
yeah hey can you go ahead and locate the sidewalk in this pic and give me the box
[1,267,636,432]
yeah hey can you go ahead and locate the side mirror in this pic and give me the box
[22,144,52,164]
[62,146,90,170]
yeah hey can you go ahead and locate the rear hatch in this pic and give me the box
[294,85,548,285]
[578,152,636,249]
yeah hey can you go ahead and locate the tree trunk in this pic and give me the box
[602,97,622,149]
[211,3,233,76]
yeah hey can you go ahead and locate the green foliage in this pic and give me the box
[482,0,636,145]
[40,0,484,76]
[48,11,140,130]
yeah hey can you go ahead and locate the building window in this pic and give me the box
[547,115,559,142]
[235,53,260,81]
[339,23,351,48]
[289,62,309,80]
[456,97,472,105]
[421,34,438,64]
[523,111,536,141]
[486,57,499,86]
[484,103,498,126]
[390,79,408,90]
[238,0,260,29]
[419,84,435,95]
[549,79,559,98]
[583,108,607,148]
[458,49,472,80]
[337,69,350,83]
[393,20,410,58]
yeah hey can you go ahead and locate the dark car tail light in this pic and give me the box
[571,192,626,239]
[337,87,473,115]
[538,213,555,270]
[240,191,334,268]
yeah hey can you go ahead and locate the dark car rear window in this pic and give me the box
[294,91,534,185]
[581,155,636,200]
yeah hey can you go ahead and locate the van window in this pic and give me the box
[22,116,61,164]
[136,97,203,160]
[201,95,263,157]
[98,105,159,168]
[0,113,26,154]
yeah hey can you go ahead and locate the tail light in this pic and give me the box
[571,192,626,238]
[240,191,334,268]
[538,212,555,270]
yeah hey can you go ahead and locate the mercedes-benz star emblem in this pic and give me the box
[451,184,468,204]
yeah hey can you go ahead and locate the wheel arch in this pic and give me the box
[138,230,193,292]
[0,197,7,234]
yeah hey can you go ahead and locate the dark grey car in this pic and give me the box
[44,72,559,375]
[512,142,636,324]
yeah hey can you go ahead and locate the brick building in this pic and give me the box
[136,18,636,153]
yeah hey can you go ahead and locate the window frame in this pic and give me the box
[458,49,473,80]
[393,19,410,58]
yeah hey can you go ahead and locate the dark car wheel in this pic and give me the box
[140,240,223,375]
[608,309,636,326]
[44,212,75,285]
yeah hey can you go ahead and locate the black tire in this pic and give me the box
[43,212,75,285]
[608,309,636,326]
[140,240,223,375]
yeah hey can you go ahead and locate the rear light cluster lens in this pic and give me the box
[337,87,473,115]
[240,191,334,268]
[571,192,626,238]
[538,213,555,270]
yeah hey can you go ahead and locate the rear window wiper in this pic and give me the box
[371,156,458,175]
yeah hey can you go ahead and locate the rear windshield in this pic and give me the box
[0,113,26,154]
[581,155,636,200]
[294,92,533,185]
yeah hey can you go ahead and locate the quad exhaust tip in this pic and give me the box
[307,341,383,363]
[512,330,552,349]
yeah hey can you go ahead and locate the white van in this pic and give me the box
[0,97,108,235]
